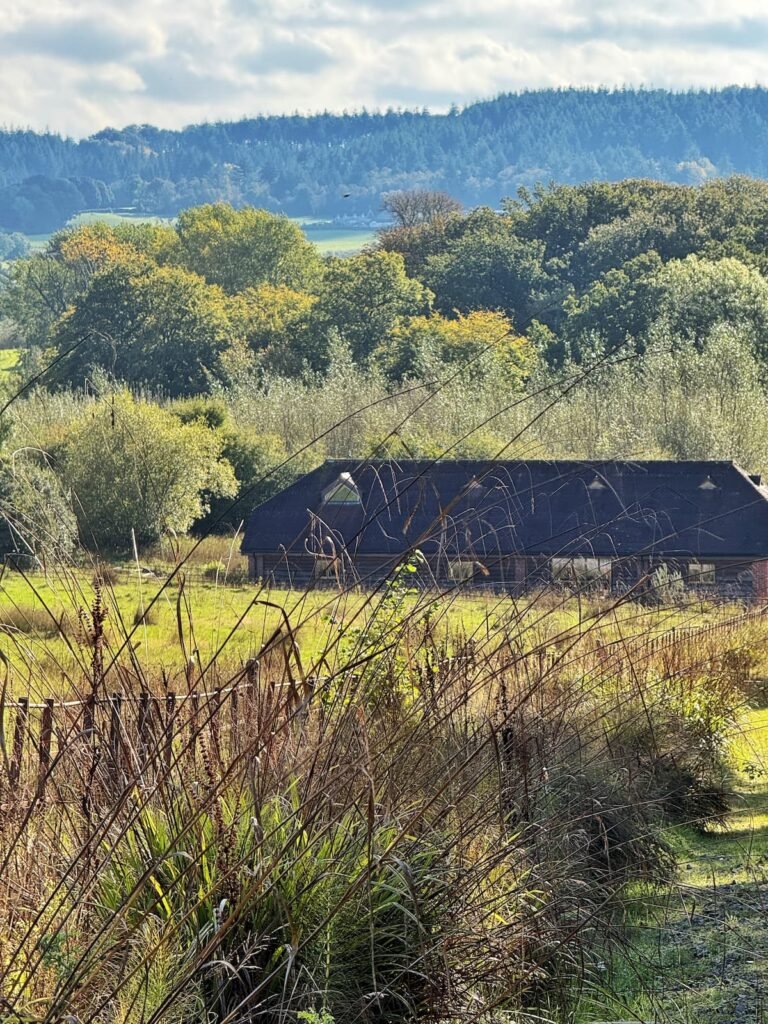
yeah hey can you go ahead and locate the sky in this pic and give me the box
[1,0,768,137]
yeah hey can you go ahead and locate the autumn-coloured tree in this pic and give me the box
[176,203,322,294]
[378,310,535,384]
[229,283,317,374]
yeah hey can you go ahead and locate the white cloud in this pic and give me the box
[0,0,767,135]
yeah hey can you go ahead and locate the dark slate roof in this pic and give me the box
[241,459,768,561]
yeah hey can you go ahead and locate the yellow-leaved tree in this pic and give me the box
[379,310,535,385]
[176,203,322,294]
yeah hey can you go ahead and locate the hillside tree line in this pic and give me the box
[6,87,768,231]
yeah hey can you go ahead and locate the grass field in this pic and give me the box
[20,213,377,256]
[69,211,173,229]
[0,346,20,373]
[2,548,766,1022]
[0,563,517,699]
[302,225,377,253]
[0,551,758,703]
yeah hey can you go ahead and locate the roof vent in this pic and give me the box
[588,476,607,491]
[322,472,361,505]
[699,475,718,491]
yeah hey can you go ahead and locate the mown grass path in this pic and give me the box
[600,709,768,1023]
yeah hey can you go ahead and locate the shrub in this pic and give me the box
[201,561,249,585]
[132,603,159,627]
[92,561,119,587]
[649,562,686,606]
[0,604,66,637]
[60,392,237,553]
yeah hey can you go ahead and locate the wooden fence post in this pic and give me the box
[137,692,151,768]
[81,694,98,820]
[190,692,200,762]
[230,685,239,755]
[165,692,176,768]
[9,697,28,789]
[37,698,54,800]
[210,688,223,765]
[109,693,123,787]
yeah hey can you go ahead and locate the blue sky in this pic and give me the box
[0,0,766,135]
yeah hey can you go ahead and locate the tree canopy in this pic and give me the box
[48,262,236,396]
[61,393,236,551]
[176,204,322,294]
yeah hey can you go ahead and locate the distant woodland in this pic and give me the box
[5,87,768,232]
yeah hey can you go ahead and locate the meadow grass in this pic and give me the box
[0,563,512,698]
[1,516,766,1024]
[0,346,20,374]
[0,558,758,701]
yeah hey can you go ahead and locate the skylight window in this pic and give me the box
[322,472,361,505]
[588,476,607,491]
[699,476,718,491]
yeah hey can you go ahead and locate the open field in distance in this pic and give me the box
[0,347,19,374]
[20,211,376,255]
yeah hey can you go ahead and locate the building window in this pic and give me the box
[688,561,716,585]
[322,472,361,505]
[313,556,338,579]
[552,556,612,582]
[448,559,477,582]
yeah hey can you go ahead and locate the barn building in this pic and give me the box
[241,459,768,600]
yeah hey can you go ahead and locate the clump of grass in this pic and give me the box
[92,561,119,587]
[201,560,249,585]
[145,533,248,570]
[132,602,159,626]
[0,604,66,637]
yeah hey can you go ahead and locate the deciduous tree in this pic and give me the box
[176,203,322,294]
[48,263,236,396]
[61,393,236,551]
[310,250,431,365]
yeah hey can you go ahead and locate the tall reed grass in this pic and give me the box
[0,555,763,1024]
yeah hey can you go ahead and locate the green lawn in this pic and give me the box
[590,708,768,1023]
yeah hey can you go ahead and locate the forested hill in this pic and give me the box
[4,87,768,234]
